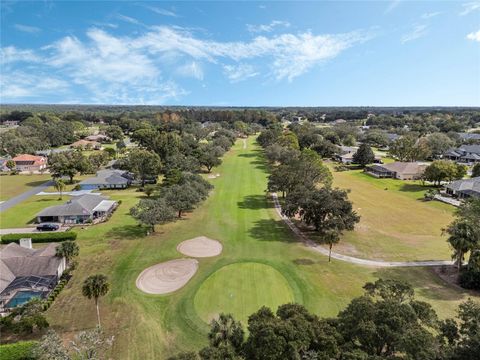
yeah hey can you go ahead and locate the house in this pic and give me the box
[0,240,65,310]
[457,133,480,142]
[12,154,47,172]
[445,177,480,199]
[335,146,382,164]
[0,157,11,172]
[79,169,132,190]
[365,162,428,180]
[85,134,110,142]
[36,194,117,224]
[70,139,102,150]
[35,148,71,157]
[444,145,480,164]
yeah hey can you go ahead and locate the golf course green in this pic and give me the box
[194,262,295,323]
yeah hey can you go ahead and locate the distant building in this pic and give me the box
[79,169,133,190]
[365,162,428,180]
[0,157,11,172]
[36,194,117,224]
[445,177,480,199]
[0,241,65,310]
[85,134,110,142]
[444,145,480,164]
[457,132,480,142]
[35,148,71,157]
[12,154,47,172]
[336,146,382,164]
[70,139,102,150]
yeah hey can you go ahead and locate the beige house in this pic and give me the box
[365,162,428,180]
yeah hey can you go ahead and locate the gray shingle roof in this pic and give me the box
[36,194,108,217]
[79,169,130,186]
[0,243,62,293]
[372,162,428,175]
[445,177,480,197]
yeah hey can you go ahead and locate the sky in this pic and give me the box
[1,0,479,106]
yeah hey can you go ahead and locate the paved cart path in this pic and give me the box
[272,193,454,268]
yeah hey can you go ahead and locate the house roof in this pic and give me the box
[79,169,130,186]
[370,162,428,175]
[93,200,117,212]
[445,177,480,197]
[458,145,480,154]
[71,139,101,147]
[12,154,46,165]
[36,194,108,217]
[0,243,62,294]
[458,133,480,141]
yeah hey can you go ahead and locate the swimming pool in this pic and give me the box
[6,291,44,308]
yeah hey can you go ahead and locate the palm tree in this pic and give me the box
[82,274,110,327]
[446,221,477,270]
[208,313,244,351]
[53,179,66,199]
[55,241,79,266]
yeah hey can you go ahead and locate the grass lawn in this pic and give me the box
[0,175,91,228]
[329,168,454,261]
[0,174,51,201]
[41,138,476,359]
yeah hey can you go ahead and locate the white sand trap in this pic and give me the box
[177,236,223,257]
[136,259,198,294]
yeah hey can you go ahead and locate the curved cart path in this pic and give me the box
[0,180,54,213]
[272,193,453,268]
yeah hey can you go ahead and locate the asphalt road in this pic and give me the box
[0,180,54,213]
[0,226,68,235]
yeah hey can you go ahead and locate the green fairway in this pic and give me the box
[194,262,295,323]
[43,137,475,359]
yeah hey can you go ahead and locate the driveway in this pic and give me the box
[0,226,68,235]
[0,180,54,213]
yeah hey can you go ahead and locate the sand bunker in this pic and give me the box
[136,259,199,294]
[177,236,223,257]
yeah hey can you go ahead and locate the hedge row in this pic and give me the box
[0,231,77,244]
[43,278,69,311]
[0,341,37,360]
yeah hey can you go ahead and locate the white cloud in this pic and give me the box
[421,12,441,19]
[247,20,290,33]
[1,46,40,63]
[466,29,480,42]
[0,25,372,101]
[115,14,143,26]
[14,24,41,33]
[401,24,428,44]
[177,61,204,80]
[385,0,401,14]
[223,64,259,82]
[142,4,177,17]
[460,2,480,16]
[0,71,69,99]
[134,26,372,80]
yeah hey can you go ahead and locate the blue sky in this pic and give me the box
[1,1,479,106]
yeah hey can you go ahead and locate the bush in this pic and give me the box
[0,341,37,360]
[459,267,480,290]
[1,231,77,244]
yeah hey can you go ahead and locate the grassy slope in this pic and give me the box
[329,168,454,261]
[44,138,475,359]
[0,174,51,201]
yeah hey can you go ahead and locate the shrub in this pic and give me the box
[459,267,480,290]
[0,341,37,360]
[0,231,77,244]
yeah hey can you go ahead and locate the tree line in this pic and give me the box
[168,279,480,360]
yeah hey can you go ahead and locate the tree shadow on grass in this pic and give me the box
[106,224,148,240]
[237,195,269,210]
[398,183,426,193]
[248,218,296,242]
[26,180,51,187]
[372,267,472,302]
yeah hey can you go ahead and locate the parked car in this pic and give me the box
[36,223,60,231]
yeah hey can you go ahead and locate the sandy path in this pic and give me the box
[272,193,453,268]
[136,259,199,294]
[177,236,223,257]
[243,138,247,149]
